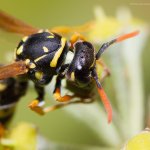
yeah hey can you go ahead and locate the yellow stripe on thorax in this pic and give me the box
[50,37,66,67]
[16,45,23,55]
[34,54,47,62]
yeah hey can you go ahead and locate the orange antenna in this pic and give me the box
[92,69,112,123]
[116,30,139,42]
[97,86,112,123]
[96,30,140,59]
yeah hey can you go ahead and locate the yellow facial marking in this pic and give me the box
[47,35,54,38]
[43,46,49,52]
[34,55,47,62]
[35,71,43,80]
[29,63,36,69]
[50,37,66,67]
[16,45,23,55]
[0,83,7,91]
[22,36,28,42]
[71,72,75,81]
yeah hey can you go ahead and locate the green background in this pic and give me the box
[0,0,150,147]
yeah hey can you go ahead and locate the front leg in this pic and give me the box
[43,76,74,113]
[28,84,45,115]
[53,76,74,102]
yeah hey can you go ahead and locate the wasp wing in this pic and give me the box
[0,61,27,80]
[0,10,39,36]
[50,21,94,35]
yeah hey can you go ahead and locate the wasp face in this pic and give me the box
[67,41,96,87]
[74,41,95,70]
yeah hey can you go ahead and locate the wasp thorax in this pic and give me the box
[15,31,68,85]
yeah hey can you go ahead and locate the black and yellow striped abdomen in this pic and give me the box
[0,77,28,126]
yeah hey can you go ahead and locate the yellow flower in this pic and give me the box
[87,6,146,43]
[122,129,150,150]
[1,122,37,150]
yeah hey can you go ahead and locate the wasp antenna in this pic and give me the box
[97,85,112,123]
[96,30,140,59]
[116,30,139,42]
[0,61,27,80]
[92,69,112,123]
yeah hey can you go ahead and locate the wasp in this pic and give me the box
[0,10,139,123]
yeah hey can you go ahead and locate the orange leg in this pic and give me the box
[28,84,47,115]
[44,76,94,113]
[44,97,94,113]
[53,88,74,102]
[28,100,45,115]
[31,88,75,114]
[28,75,74,115]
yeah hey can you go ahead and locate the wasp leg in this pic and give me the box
[53,76,74,102]
[28,65,71,115]
[52,64,74,102]
[44,97,94,113]
[44,74,95,113]
[50,21,94,35]
[96,59,111,82]
[28,85,45,115]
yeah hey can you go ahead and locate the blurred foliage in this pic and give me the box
[1,122,37,150]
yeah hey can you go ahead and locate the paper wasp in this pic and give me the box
[0,10,139,123]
